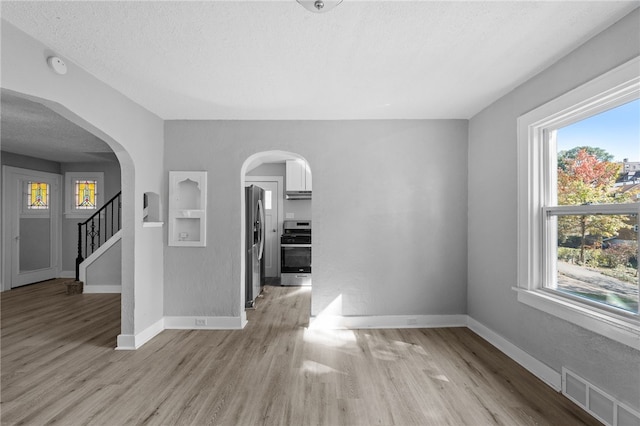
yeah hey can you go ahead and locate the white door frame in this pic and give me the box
[245,176,283,277]
[2,166,62,290]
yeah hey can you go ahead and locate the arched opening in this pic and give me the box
[1,89,135,346]
[240,150,312,325]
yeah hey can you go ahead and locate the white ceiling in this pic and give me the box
[2,1,638,121]
[1,90,117,163]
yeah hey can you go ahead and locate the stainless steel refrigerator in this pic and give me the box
[245,185,265,308]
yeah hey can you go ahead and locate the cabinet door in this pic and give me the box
[286,160,305,191]
[304,162,312,191]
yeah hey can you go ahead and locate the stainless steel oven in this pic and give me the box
[281,221,311,286]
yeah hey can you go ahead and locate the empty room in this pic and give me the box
[1,1,639,425]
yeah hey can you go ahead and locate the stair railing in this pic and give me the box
[75,191,122,281]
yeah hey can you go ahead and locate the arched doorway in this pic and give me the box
[240,150,312,323]
[1,90,135,347]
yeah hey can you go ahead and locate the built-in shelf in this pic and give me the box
[142,222,164,228]
[168,171,207,247]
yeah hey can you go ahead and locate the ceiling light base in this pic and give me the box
[297,0,343,13]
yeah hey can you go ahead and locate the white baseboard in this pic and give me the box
[309,314,468,329]
[467,317,562,391]
[59,270,75,279]
[116,318,164,350]
[83,285,121,294]
[116,334,135,350]
[164,316,245,330]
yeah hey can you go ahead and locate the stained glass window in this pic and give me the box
[27,182,49,209]
[75,180,98,209]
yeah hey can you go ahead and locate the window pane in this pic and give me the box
[556,99,640,206]
[27,182,49,209]
[556,214,638,313]
[75,180,97,209]
[264,190,272,210]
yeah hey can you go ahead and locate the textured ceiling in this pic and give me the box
[2,1,638,121]
[1,91,116,163]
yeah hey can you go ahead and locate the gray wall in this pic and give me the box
[468,9,640,410]
[164,119,468,318]
[86,239,121,288]
[247,162,312,220]
[1,151,61,174]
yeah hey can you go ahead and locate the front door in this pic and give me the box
[3,167,62,288]
[247,181,279,277]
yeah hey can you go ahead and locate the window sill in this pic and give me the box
[513,288,639,350]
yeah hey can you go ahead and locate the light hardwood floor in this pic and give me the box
[1,279,599,425]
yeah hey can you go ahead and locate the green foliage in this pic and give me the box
[557,246,637,271]
[557,146,614,172]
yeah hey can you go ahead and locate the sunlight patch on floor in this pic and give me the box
[308,293,344,329]
[430,374,450,383]
[303,327,357,348]
[280,286,311,299]
[300,359,344,376]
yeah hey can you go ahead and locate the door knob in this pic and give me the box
[272,229,277,232]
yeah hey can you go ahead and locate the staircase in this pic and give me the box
[67,192,122,294]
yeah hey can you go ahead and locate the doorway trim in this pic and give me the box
[245,176,284,278]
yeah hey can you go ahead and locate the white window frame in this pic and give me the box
[516,56,640,351]
[64,172,104,219]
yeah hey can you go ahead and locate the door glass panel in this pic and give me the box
[27,182,49,209]
[19,216,51,272]
[264,190,272,210]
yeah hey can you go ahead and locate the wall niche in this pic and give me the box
[168,171,207,247]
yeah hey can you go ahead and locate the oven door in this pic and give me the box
[281,244,311,273]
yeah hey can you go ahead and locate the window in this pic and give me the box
[264,190,272,210]
[75,180,98,209]
[517,57,639,350]
[65,172,104,218]
[21,181,51,217]
[27,182,49,209]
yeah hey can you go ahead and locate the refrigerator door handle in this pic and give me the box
[257,198,265,260]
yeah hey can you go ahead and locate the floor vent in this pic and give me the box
[562,368,640,426]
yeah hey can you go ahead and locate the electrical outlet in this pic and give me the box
[195,318,207,326]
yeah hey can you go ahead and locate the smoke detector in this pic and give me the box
[47,56,67,75]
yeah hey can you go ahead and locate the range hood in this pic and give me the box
[286,190,312,200]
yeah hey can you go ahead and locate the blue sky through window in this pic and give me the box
[557,98,640,162]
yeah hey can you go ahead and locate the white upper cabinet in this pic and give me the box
[286,159,312,192]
